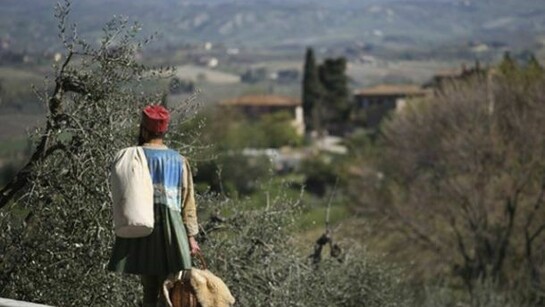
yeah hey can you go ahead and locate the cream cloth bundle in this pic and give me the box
[110,146,154,238]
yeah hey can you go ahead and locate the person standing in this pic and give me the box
[108,105,200,307]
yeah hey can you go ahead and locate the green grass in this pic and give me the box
[298,203,350,231]
[214,173,351,234]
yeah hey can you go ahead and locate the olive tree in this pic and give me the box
[199,187,413,307]
[0,2,198,305]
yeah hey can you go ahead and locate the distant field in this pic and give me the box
[174,65,241,84]
[175,58,457,105]
[233,58,460,89]
[0,67,43,109]
[348,60,461,88]
[0,113,43,141]
[197,81,300,104]
[249,60,303,71]
[0,137,30,161]
[0,67,42,81]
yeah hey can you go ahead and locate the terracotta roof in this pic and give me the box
[220,95,301,107]
[355,84,430,96]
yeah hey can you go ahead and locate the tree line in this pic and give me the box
[343,52,545,304]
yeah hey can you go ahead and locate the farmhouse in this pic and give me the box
[425,63,487,90]
[219,94,305,135]
[354,84,431,128]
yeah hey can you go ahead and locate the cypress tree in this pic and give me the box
[318,57,349,132]
[302,47,321,133]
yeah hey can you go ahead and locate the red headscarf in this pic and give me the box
[141,105,170,133]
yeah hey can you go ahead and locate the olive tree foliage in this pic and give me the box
[199,188,413,307]
[346,70,545,300]
[0,2,197,305]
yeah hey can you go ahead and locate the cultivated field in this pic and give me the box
[174,65,241,84]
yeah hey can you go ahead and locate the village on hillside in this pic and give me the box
[193,54,491,175]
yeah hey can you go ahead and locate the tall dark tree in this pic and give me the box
[318,57,350,133]
[302,47,321,133]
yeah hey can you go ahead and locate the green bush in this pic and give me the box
[257,111,303,148]
[301,154,337,197]
[202,109,302,150]
[195,153,271,197]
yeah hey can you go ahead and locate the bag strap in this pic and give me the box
[194,251,208,270]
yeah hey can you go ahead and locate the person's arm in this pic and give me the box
[181,157,200,254]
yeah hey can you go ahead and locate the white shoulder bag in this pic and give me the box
[110,146,154,238]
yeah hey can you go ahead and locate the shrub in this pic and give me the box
[199,191,414,307]
[301,154,337,197]
[194,153,271,197]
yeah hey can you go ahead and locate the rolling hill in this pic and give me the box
[0,0,544,56]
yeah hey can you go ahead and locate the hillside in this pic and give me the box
[1,0,544,57]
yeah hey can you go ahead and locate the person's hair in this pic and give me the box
[146,129,166,139]
[137,126,166,145]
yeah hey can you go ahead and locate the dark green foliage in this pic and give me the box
[301,154,337,197]
[219,111,302,149]
[302,51,350,135]
[302,48,321,133]
[257,111,303,148]
[199,110,303,151]
[318,58,350,134]
[195,154,271,197]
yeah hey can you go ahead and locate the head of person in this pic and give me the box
[138,104,170,145]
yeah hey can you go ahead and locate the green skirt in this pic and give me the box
[107,203,192,275]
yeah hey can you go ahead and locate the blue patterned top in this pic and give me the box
[143,147,184,212]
